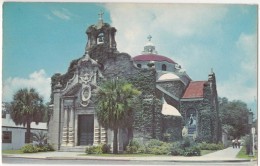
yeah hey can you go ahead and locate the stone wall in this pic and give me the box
[180,73,221,143]
[157,80,185,99]
[161,115,182,142]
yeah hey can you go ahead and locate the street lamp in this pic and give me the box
[248,111,253,156]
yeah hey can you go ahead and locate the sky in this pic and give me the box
[2,2,258,115]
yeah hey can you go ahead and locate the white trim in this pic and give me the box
[61,72,79,94]
[180,98,204,101]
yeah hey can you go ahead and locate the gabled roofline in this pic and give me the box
[156,85,180,101]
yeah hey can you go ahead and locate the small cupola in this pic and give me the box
[142,35,158,54]
[85,11,117,52]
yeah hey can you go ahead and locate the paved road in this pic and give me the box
[2,157,257,166]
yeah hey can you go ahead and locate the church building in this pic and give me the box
[48,13,221,151]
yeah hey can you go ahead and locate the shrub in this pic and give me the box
[101,144,111,154]
[137,145,146,154]
[21,144,38,153]
[181,137,191,148]
[126,139,140,154]
[145,139,171,155]
[36,145,48,152]
[170,140,201,156]
[85,145,102,154]
[46,143,55,151]
[198,142,224,150]
[126,145,138,154]
[21,143,55,153]
[147,145,170,155]
[183,146,201,156]
[146,139,164,148]
[170,142,184,156]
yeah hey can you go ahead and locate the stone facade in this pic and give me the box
[48,15,221,151]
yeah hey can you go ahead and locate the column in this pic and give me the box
[94,114,100,145]
[61,108,68,146]
[49,83,62,150]
[67,107,74,146]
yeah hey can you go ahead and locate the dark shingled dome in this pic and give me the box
[133,54,176,64]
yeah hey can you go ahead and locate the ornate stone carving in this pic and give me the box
[76,51,103,108]
[79,71,94,107]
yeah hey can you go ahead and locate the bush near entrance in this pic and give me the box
[85,144,111,154]
[85,139,225,156]
[170,138,201,156]
[21,144,55,153]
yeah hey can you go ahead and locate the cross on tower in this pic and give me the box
[98,10,104,20]
[147,35,152,41]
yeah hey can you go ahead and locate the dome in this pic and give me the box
[161,98,181,116]
[134,35,176,64]
[133,54,176,64]
[158,73,180,81]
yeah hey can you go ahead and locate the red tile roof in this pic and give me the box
[133,54,176,64]
[182,81,207,99]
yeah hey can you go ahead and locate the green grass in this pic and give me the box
[2,149,24,154]
[82,153,166,157]
[236,146,257,160]
[83,150,217,157]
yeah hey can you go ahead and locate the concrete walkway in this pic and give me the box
[202,146,242,160]
[2,147,251,162]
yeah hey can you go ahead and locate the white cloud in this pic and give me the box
[105,4,257,105]
[236,33,257,76]
[218,33,257,103]
[3,69,51,103]
[105,4,227,56]
[51,8,73,20]
[218,73,256,103]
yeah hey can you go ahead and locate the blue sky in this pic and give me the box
[2,3,258,114]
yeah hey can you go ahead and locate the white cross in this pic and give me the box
[98,10,104,20]
[147,35,152,41]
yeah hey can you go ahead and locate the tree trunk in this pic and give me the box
[113,128,118,154]
[127,126,133,144]
[25,122,31,143]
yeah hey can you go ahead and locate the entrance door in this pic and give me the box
[78,115,94,145]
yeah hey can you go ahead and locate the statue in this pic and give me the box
[188,114,196,126]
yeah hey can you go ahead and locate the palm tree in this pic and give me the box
[10,88,45,143]
[96,79,140,154]
[33,131,47,146]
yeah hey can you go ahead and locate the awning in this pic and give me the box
[161,98,181,116]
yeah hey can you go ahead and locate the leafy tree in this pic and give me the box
[219,97,251,138]
[96,79,140,154]
[10,88,45,143]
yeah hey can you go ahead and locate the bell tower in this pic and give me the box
[85,11,117,53]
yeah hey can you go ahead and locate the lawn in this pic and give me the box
[82,153,163,157]
[82,150,217,157]
[2,149,24,154]
[236,146,257,160]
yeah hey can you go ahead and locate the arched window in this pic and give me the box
[162,64,167,71]
[137,64,142,68]
[97,33,104,44]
